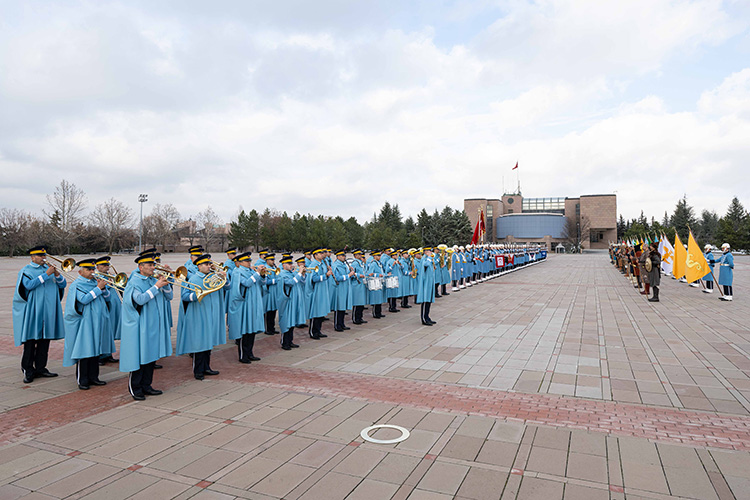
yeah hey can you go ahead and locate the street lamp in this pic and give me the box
[138,194,148,253]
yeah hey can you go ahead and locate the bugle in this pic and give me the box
[154,265,224,302]
[45,255,76,273]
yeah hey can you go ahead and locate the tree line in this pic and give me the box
[227,202,473,252]
[0,180,473,256]
[617,195,750,250]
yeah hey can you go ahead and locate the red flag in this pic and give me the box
[512,162,518,170]
[479,209,486,240]
[471,219,481,245]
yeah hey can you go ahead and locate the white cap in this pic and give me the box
[722,243,730,250]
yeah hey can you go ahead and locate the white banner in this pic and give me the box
[659,235,674,275]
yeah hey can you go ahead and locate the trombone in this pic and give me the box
[153,265,225,302]
[92,271,128,292]
[43,255,77,281]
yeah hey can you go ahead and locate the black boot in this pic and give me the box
[441,284,449,295]
[648,286,660,302]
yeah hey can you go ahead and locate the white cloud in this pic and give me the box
[0,0,749,228]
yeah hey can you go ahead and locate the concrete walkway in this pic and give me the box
[1,253,748,499]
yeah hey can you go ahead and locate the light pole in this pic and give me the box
[138,194,148,253]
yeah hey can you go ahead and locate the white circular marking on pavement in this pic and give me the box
[360,424,411,444]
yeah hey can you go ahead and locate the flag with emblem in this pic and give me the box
[673,233,686,279]
[685,231,711,283]
[659,234,674,275]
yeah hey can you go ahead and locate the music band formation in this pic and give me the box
[12,243,547,400]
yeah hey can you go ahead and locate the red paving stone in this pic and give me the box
[4,342,750,452]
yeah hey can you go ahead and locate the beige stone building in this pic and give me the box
[464,193,616,249]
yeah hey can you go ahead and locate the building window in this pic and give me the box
[486,205,493,218]
[508,209,514,214]
[521,197,565,214]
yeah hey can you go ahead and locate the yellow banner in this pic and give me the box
[673,233,686,279]
[685,231,711,283]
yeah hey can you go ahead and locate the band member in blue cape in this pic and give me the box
[94,256,121,365]
[450,245,461,291]
[120,253,172,400]
[184,245,203,278]
[331,250,355,331]
[350,249,368,324]
[63,259,111,390]
[718,243,734,301]
[223,247,237,311]
[305,248,331,339]
[385,250,403,313]
[224,248,238,276]
[366,250,387,319]
[278,256,306,350]
[262,253,281,335]
[13,246,66,384]
[324,249,335,313]
[417,247,437,326]
[403,249,418,308]
[177,254,228,380]
[227,252,264,363]
[437,245,451,296]
[702,244,716,294]
[398,250,412,309]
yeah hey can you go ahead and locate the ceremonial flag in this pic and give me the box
[685,231,711,283]
[659,234,674,275]
[471,209,486,245]
[512,162,518,170]
[673,233,686,279]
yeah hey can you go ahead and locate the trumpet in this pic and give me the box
[300,265,318,274]
[93,271,128,291]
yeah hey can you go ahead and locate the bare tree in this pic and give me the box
[0,208,37,257]
[44,180,87,253]
[90,198,134,253]
[562,215,591,252]
[148,203,181,249]
[195,206,222,251]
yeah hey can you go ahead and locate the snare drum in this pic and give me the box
[385,276,399,289]
[367,277,383,291]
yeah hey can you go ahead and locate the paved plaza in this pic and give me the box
[1,252,749,499]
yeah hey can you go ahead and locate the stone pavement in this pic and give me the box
[0,252,749,499]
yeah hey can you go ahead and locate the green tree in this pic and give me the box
[377,201,403,233]
[343,216,364,248]
[275,212,294,251]
[697,210,719,247]
[327,217,349,250]
[670,195,698,242]
[290,213,308,250]
[716,197,749,251]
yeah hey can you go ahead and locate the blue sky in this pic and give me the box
[1,0,749,225]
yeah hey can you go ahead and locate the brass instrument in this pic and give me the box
[153,265,224,302]
[93,271,128,291]
[300,265,319,274]
[211,260,229,272]
[410,256,417,278]
[45,255,76,272]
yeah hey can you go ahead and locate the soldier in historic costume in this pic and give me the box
[385,250,403,313]
[647,242,662,303]
[262,253,281,335]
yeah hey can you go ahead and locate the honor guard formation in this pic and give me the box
[610,233,735,303]
[12,243,547,400]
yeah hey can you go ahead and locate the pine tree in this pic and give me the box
[716,197,749,250]
[670,195,698,242]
